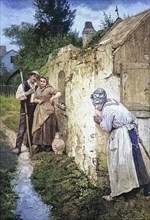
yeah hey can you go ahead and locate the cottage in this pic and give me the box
[41,9,150,184]
[0,45,17,74]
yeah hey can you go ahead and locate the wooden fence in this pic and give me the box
[0,84,17,96]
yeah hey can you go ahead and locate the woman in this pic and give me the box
[32,76,61,153]
[90,88,150,201]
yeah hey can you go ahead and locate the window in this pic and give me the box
[10,56,14,63]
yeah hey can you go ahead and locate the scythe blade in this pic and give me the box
[5,69,20,85]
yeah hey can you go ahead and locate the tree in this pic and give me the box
[100,12,114,31]
[34,0,76,38]
[3,22,40,77]
[87,12,114,47]
[2,0,79,75]
[3,22,37,50]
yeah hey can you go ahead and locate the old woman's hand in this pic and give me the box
[93,115,102,124]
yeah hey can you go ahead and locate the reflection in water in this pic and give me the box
[11,146,51,220]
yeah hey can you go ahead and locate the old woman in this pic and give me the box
[32,76,61,153]
[90,88,150,201]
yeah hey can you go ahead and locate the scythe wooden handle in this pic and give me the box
[139,137,150,160]
[20,69,32,156]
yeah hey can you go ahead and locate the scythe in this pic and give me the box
[20,69,32,156]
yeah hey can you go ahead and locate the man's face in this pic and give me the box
[29,74,37,84]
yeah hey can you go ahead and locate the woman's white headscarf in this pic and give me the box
[90,88,107,105]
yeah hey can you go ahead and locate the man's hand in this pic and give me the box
[93,115,102,124]
[25,89,35,96]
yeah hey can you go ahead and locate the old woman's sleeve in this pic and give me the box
[100,108,114,132]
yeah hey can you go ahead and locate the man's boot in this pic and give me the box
[32,145,42,155]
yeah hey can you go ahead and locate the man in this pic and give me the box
[12,70,40,155]
[90,88,150,201]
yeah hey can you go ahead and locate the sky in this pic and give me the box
[0,0,150,51]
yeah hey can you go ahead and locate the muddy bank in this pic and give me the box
[32,152,150,220]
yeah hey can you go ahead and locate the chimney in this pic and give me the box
[0,46,6,57]
[82,21,96,48]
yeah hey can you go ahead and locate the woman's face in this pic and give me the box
[40,78,47,88]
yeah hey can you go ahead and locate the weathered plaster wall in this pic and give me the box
[41,42,149,184]
[138,119,150,150]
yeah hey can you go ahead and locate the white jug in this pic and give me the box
[52,132,65,155]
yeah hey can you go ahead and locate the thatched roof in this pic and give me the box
[99,9,150,48]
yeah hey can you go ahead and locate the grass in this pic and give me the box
[0,96,20,132]
[32,153,150,220]
[0,131,18,220]
[0,97,19,219]
[1,96,150,220]
[4,113,20,133]
[0,96,20,117]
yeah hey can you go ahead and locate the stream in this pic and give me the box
[11,145,51,220]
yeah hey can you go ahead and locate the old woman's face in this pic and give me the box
[40,78,47,88]
[94,103,103,111]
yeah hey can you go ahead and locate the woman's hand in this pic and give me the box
[33,99,43,104]
[93,115,102,124]
[50,92,61,104]
[38,100,43,105]
[50,97,54,104]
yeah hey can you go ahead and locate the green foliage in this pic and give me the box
[3,0,81,75]
[3,22,36,49]
[3,2,114,79]
[31,153,106,219]
[34,0,76,38]
[32,152,150,220]
[37,33,82,58]
[0,131,17,220]
[87,12,114,48]
[12,32,82,73]
[87,29,106,48]
[0,170,17,219]
[13,49,40,75]
[3,22,41,77]
[100,12,114,31]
